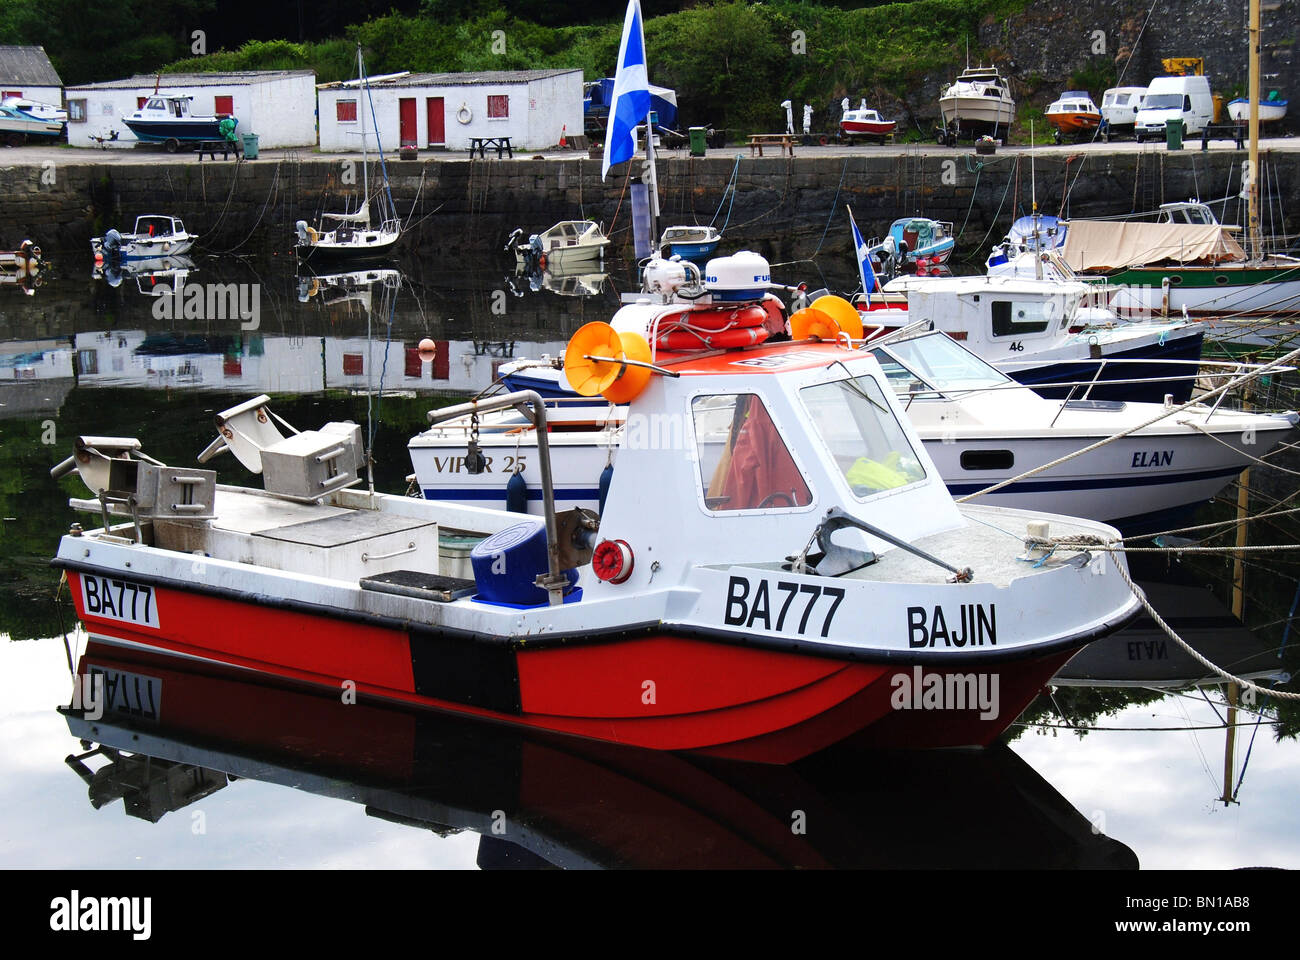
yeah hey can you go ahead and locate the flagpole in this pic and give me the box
[646,109,660,243]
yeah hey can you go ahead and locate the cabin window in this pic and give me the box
[214,95,233,116]
[960,450,1014,471]
[691,394,812,512]
[67,99,86,123]
[488,95,509,119]
[337,99,358,123]
[142,97,157,110]
[801,375,926,498]
[991,300,1052,336]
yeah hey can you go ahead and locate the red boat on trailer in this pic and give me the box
[52,288,1141,764]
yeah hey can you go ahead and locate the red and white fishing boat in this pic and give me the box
[839,108,896,142]
[51,286,1142,763]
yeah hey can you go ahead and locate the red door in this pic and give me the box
[426,97,444,146]
[399,98,417,147]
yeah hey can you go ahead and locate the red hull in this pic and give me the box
[67,571,1077,764]
[841,120,896,137]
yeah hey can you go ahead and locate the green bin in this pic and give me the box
[241,133,259,160]
[1164,118,1182,151]
[689,126,707,157]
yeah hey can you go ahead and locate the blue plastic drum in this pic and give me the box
[470,521,577,605]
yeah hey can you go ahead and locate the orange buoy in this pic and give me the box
[809,295,864,340]
[417,338,438,362]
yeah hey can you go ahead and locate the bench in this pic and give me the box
[1201,123,1246,150]
[469,136,513,159]
[197,139,242,161]
[748,134,796,157]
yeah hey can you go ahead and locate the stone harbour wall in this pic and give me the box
[0,148,1295,265]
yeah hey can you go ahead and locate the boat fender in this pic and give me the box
[597,463,614,514]
[470,521,578,605]
[506,469,529,514]
[457,103,472,124]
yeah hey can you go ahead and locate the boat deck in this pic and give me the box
[732,506,1105,589]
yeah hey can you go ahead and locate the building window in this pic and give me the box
[343,353,364,376]
[487,95,509,119]
[137,96,149,109]
[2,90,20,100]
[214,95,233,116]
[337,99,358,123]
[67,99,87,123]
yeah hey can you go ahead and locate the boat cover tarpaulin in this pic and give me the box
[1061,220,1244,270]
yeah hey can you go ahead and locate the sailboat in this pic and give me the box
[296,45,401,260]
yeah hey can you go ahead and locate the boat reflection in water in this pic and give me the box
[62,640,1137,869]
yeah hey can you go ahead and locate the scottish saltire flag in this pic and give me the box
[848,207,878,305]
[602,0,652,181]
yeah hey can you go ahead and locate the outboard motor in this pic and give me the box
[102,229,122,255]
[295,220,310,244]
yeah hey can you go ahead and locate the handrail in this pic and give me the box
[427,390,569,606]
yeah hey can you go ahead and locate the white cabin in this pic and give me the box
[316,69,583,152]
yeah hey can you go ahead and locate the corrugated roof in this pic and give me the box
[319,68,580,90]
[0,45,62,87]
[67,70,315,91]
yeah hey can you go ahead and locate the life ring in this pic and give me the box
[657,325,769,352]
[658,303,768,334]
[456,103,472,124]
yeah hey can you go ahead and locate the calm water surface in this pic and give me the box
[2,252,1297,869]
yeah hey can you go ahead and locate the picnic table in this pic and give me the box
[748,134,796,157]
[469,136,513,159]
[197,139,241,161]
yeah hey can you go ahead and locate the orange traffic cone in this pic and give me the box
[560,124,568,148]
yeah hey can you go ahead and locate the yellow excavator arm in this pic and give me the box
[1161,57,1205,76]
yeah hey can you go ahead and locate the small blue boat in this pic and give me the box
[658,225,721,263]
[886,218,955,264]
[1226,92,1287,124]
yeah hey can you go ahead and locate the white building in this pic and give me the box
[0,45,63,109]
[316,69,582,153]
[63,70,317,149]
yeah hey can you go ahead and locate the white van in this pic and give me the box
[1135,75,1213,141]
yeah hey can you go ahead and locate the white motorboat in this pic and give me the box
[938,66,1016,141]
[90,215,196,262]
[121,95,231,149]
[877,274,1206,403]
[410,328,1296,530]
[296,46,401,261]
[0,102,64,143]
[0,96,67,124]
[509,220,610,270]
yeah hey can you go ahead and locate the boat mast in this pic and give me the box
[359,44,371,227]
[1247,0,1262,260]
